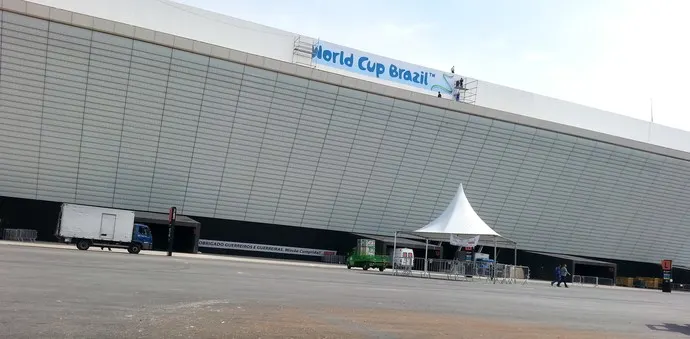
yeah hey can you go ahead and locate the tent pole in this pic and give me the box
[614,265,617,285]
[424,238,429,276]
[514,242,517,266]
[513,242,517,284]
[572,261,576,278]
[493,236,497,284]
[393,231,398,273]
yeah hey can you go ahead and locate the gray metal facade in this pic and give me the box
[1,11,689,265]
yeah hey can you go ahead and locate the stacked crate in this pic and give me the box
[616,277,634,287]
[356,239,375,256]
[616,276,664,289]
[643,277,662,289]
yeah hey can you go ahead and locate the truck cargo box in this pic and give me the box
[57,204,135,243]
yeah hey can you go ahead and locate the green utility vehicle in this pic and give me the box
[346,239,390,272]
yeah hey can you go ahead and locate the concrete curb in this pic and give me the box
[0,240,344,270]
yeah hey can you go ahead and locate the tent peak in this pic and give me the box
[413,183,500,239]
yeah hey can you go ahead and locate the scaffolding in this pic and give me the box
[292,35,317,68]
[443,77,478,105]
[458,78,478,105]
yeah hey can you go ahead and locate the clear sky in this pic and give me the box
[173,0,689,131]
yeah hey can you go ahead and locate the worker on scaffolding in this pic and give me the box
[452,79,463,102]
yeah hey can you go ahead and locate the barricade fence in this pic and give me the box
[2,229,38,242]
[598,278,615,286]
[322,254,531,285]
[392,257,530,284]
[572,275,615,287]
[672,283,690,292]
[321,254,347,265]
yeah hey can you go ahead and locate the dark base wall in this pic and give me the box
[0,196,61,242]
[0,196,361,261]
[1,195,687,282]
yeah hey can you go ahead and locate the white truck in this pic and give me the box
[55,203,153,254]
[392,248,415,269]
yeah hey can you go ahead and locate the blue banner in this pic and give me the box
[311,40,463,95]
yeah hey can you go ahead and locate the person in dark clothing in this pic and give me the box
[556,264,570,288]
[437,92,442,98]
[459,78,464,89]
[551,265,561,286]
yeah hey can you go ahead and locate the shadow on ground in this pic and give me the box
[647,324,690,336]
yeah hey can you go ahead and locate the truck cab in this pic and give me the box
[133,223,153,251]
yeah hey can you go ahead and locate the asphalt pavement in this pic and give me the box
[0,244,688,338]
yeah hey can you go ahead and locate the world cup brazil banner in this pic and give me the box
[311,40,463,96]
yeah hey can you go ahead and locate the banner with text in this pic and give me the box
[311,40,464,95]
[198,239,337,257]
[449,234,480,247]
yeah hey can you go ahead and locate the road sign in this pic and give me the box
[168,207,177,224]
[167,207,177,257]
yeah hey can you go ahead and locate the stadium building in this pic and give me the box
[1,0,689,279]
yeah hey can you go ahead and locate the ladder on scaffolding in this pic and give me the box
[292,35,317,68]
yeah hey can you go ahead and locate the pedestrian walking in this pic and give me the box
[556,264,570,288]
[551,265,561,286]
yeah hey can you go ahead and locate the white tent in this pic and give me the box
[393,184,517,273]
[413,183,501,240]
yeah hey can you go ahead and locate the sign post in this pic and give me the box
[661,259,672,293]
[167,207,177,257]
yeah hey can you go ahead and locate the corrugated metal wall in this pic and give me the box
[2,11,690,264]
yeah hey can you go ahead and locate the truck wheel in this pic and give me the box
[128,244,141,254]
[379,267,385,272]
[347,264,352,269]
[363,265,369,271]
[76,239,90,251]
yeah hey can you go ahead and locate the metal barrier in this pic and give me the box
[445,260,475,281]
[672,283,690,292]
[501,264,531,285]
[572,275,615,287]
[392,257,530,285]
[598,277,615,286]
[331,254,531,285]
[321,254,347,265]
[2,229,38,242]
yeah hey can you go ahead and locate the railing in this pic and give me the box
[2,229,38,242]
[321,254,347,265]
[392,257,530,285]
[572,275,615,287]
[672,283,690,292]
[322,255,531,285]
